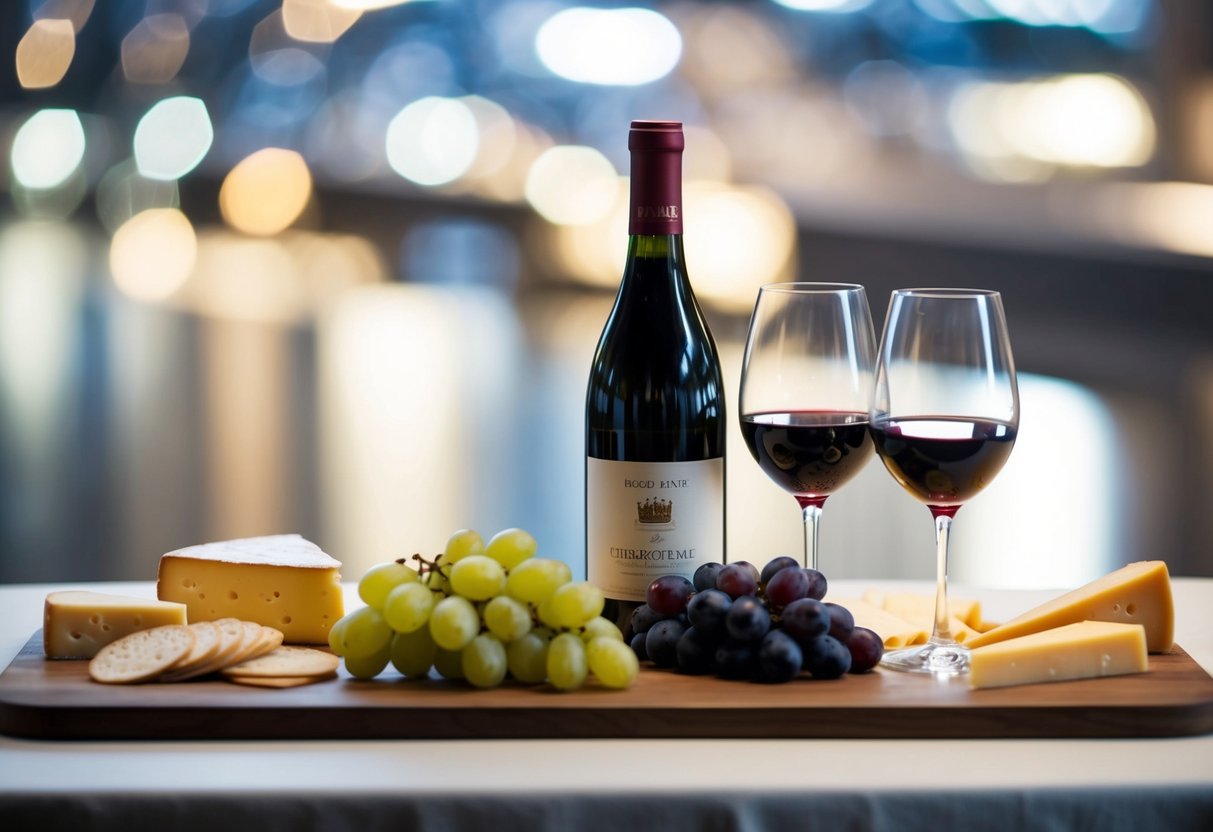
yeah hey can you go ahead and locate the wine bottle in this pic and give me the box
[585,120,727,634]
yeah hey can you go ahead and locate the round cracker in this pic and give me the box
[225,671,337,688]
[170,621,221,671]
[159,618,246,682]
[90,625,195,684]
[222,646,339,678]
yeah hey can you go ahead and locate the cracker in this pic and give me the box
[159,618,246,682]
[169,622,221,672]
[222,646,339,678]
[90,625,195,684]
[224,671,338,688]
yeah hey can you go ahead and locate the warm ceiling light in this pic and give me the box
[283,0,362,42]
[121,14,190,84]
[15,18,75,89]
[109,208,197,302]
[219,148,314,236]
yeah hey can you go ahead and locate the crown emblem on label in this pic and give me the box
[637,498,673,524]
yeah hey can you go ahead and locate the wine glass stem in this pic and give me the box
[801,503,822,572]
[932,513,955,644]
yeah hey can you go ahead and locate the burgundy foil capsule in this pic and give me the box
[628,120,684,236]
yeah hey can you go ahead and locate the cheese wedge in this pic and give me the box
[44,591,187,659]
[156,534,343,644]
[863,589,985,631]
[966,561,1174,654]
[831,599,929,648]
[968,620,1148,690]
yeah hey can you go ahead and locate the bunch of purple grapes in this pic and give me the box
[630,557,883,683]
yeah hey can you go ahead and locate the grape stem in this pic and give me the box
[408,552,451,589]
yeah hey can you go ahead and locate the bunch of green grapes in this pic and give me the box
[328,528,638,691]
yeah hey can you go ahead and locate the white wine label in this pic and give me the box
[586,457,725,602]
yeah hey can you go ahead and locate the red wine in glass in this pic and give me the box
[868,417,1016,518]
[740,410,874,509]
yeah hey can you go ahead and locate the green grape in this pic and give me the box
[344,642,391,680]
[425,563,452,594]
[444,528,485,563]
[485,527,537,570]
[390,627,437,679]
[505,558,572,604]
[461,634,508,689]
[341,605,393,659]
[586,636,639,690]
[547,632,588,691]
[433,647,464,680]
[536,595,560,629]
[327,614,350,656]
[482,595,532,642]
[580,616,623,643]
[383,581,435,634]
[429,595,479,651]
[357,560,420,610]
[449,554,506,601]
[506,631,550,684]
[546,581,605,629]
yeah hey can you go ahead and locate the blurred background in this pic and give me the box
[1,0,1211,589]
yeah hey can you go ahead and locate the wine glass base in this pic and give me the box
[881,641,971,676]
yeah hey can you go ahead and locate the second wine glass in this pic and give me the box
[739,283,877,573]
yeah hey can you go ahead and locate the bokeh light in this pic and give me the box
[282,0,362,42]
[121,13,190,85]
[525,146,618,226]
[16,18,75,89]
[219,148,314,236]
[32,0,95,31]
[10,109,86,190]
[385,97,479,187]
[133,96,214,181]
[109,209,197,302]
[536,7,682,86]
[95,160,180,235]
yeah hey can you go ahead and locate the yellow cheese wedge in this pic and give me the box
[863,589,985,631]
[830,598,929,648]
[965,561,1174,654]
[44,591,187,659]
[156,534,343,644]
[968,620,1148,690]
[863,589,984,640]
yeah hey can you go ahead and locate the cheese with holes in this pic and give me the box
[44,591,187,659]
[968,620,1148,689]
[156,534,343,644]
[966,561,1174,654]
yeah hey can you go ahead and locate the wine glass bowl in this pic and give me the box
[870,288,1019,675]
[738,283,877,572]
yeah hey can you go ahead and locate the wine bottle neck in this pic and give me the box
[627,234,682,260]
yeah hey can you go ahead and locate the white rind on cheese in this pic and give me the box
[965,560,1174,654]
[163,534,340,569]
[156,534,343,644]
[968,620,1149,690]
[44,591,188,659]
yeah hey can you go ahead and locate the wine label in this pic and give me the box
[586,457,725,602]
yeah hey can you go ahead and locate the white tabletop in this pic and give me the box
[2,579,1212,830]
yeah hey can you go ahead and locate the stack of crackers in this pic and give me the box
[88,618,338,688]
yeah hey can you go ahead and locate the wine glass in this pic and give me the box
[739,283,877,573]
[870,288,1019,675]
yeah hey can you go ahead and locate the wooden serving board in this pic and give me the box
[2,631,1212,741]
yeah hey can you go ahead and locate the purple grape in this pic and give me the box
[675,626,720,675]
[686,588,731,637]
[764,568,811,611]
[779,597,830,644]
[630,603,667,636]
[715,563,758,599]
[755,630,803,684]
[803,634,852,679]
[725,595,770,642]
[644,618,687,668]
[846,626,884,674]
[804,568,828,601]
[733,560,761,583]
[714,638,757,680]
[759,555,800,586]
[629,630,648,661]
[692,562,725,592]
[825,602,855,641]
[646,575,695,616]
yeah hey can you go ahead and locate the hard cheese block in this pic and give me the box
[968,620,1148,690]
[965,560,1174,654]
[44,591,187,659]
[156,534,343,644]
